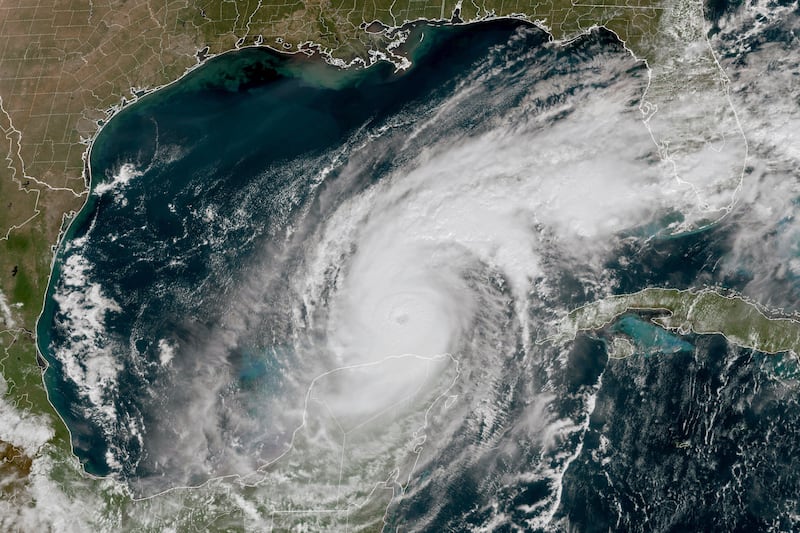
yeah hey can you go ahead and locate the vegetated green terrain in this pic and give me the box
[563,288,800,355]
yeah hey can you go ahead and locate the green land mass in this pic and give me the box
[561,288,800,356]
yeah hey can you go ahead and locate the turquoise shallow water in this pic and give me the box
[611,314,695,356]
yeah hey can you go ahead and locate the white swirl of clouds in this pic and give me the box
[131,25,753,509]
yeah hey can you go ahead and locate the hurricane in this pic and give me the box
[36,8,800,530]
